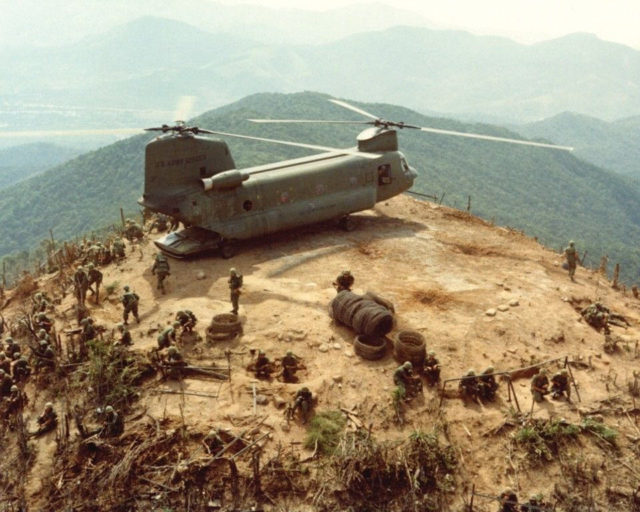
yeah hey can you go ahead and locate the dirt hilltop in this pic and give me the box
[2,194,639,511]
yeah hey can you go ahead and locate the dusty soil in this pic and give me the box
[2,194,640,511]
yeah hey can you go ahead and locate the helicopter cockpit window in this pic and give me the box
[378,164,392,185]
[243,200,253,211]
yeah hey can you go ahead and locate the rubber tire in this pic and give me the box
[354,334,386,360]
[209,313,242,334]
[220,240,237,259]
[394,330,426,365]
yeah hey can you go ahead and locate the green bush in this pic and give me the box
[304,410,346,455]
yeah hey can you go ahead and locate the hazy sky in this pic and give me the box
[223,0,640,49]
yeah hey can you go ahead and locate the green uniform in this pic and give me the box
[112,239,126,259]
[152,255,171,293]
[87,268,103,300]
[228,272,243,315]
[564,243,577,280]
[101,410,124,437]
[424,355,440,386]
[531,372,549,402]
[478,371,498,401]
[282,354,299,382]
[551,371,570,400]
[121,289,140,324]
[176,310,197,332]
[74,268,89,305]
[157,327,176,349]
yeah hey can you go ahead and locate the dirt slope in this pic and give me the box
[3,194,640,511]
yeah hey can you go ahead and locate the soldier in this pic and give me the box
[0,352,10,375]
[157,322,179,350]
[35,340,55,370]
[291,387,313,423]
[151,253,171,294]
[478,366,499,402]
[100,405,124,438]
[12,356,31,381]
[498,488,519,512]
[112,237,126,260]
[423,351,441,386]
[34,312,54,333]
[333,270,354,293]
[564,240,578,281]
[176,310,197,333]
[551,369,571,401]
[124,219,144,242]
[164,346,187,379]
[393,361,422,399]
[4,385,26,416]
[81,317,97,343]
[459,369,479,403]
[5,337,20,359]
[34,402,58,436]
[37,328,51,345]
[116,323,132,346]
[531,369,550,402]
[520,493,548,512]
[0,369,14,397]
[254,350,273,379]
[32,292,50,314]
[281,351,300,383]
[228,268,243,315]
[204,427,225,455]
[87,263,103,303]
[121,285,140,325]
[148,213,169,233]
[74,265,89,306]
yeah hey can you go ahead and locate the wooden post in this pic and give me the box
[564,356,581,402]
[469,483,475,511]
[120,207,126,228]
[508,379,521,412]
[467,195,471,212]
[612,263,620,289]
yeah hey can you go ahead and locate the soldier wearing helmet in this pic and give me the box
[291,387,313,423]
[254,350,273,380]
[531,368,550,402]
[281,350,301,383]
[564,240,579,281]
[157,322,178,350]
[100,405,124,438]
[551,368,571,401]
[423,350,441,386]
[459,369,479,403]
[498,488,518,512]
[121,285,140,325]
[35,402,58,435]
[333,270,355,293]
[151,252,171,294]
[228,268,243,315]
[86,262,103,303]
[478,366,499,402]
[393,361,421,399]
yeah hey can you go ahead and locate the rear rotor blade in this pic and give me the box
[0,128,143,138]
[203,129,381,159]
[249,119,370,125]
[419,126,574,151]
[329,99,380,120]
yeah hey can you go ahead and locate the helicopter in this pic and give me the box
[140,99,572,258]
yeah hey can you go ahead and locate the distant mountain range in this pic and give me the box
[1,92,639,284]
[1,16,639,141]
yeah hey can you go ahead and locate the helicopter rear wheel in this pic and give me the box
[338,215,356,232]
[220,239,238,259]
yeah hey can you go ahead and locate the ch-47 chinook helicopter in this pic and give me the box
[141,99,572,258]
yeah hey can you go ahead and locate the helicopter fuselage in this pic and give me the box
[139,130,417,256]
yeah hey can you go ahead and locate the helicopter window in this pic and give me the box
[378,164,392,185]
[243,200,253,211]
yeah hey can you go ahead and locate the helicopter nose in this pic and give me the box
[408,165,418,179]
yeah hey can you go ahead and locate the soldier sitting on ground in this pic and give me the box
[99,405,124,438]
[478,366,499,402]
[151,253,171,294]
[281,351,301,383]
[163,346,187,379]
[0,369,14,397]
[393,361,422,400]
[34,312,53,334]
[36,328,51,345]
[520,493,550,512]
[290,387,313,424]
[157,322,179,350]
[5,337,20,359]
[35,340,55,370]
[115,323,132,346]
[12,356,31,381]
[459,369,479,403]
[31,292,51,314]
[4,385,26,417]
[498,488,519,512]
[333,270,354,293]
[34,402,58,436]
[254,350,273,380]
[203,427,225,455]
[551,369,571,401]
[176,310,197,333]
[0,352,10,375]
[531,369,550,402]
[121,285,140,325]
[423,351,441,386]
[80,317,98,343]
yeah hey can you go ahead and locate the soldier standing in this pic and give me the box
[87,263,103,303]
[228,268,243,315]
[333,270,354,293]
[112,238,126,260]
[151,253,171,294]
[121,286,140,325]
[74,266,89,306]
[564,240,579,281]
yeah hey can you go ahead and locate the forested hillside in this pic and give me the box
[2,92,639,283]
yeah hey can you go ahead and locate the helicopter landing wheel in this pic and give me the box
[339,215,356,232]
[220,239,238,259]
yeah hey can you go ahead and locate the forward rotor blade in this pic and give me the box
[0,128,143,138]
[202,130,381,159]
[419,126,574,151]
[329,99,380,120]
[249,119,370,125]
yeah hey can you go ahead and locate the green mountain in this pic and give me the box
[2,92,639,284]
[513,112,640,177]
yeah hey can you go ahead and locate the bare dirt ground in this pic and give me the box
[2,194,640,511]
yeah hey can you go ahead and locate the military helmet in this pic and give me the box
[123,285,130,291]
[403,361,413,370]
[286,351,293,357]
[168,346,178,355]
[40,339,48,347]
[19,356,27,364]
[10,384,18,392]
[428,350,436,356]
[300,387,310,394]
[484,366,494,374]
[45,402,54,410]
[38,329,47,337]
[12,352,20,360]
[172,321,180,328]
[87,263,94,269]
[34,292,43,300]
[229,267,237,275]
[569,240,575,246]
[6,337,14,344]
[0,352,5,360]
[156,252,166,260]
[341,270,352,276]
[105,405,114,413]
[467,369,476,376]
[117,322,124,329]
[539,368,548,375]
[37,312,46,320]
[560,369,568,376]
[0,369,4,375]
[258,349,265,355]
[530,493,541,503]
